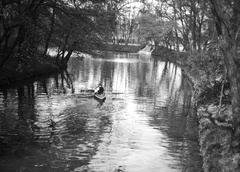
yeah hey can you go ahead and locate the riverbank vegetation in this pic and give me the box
[1,0,240,171]
[0,0,119,86]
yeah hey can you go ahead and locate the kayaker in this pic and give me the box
[94,83,104,95]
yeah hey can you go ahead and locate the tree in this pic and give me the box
[209,0,240,139]
[39,0,118,63]
[106,0,139,45]
[136,12,174,47]
[0,0,46,69]
[0,0,118,70]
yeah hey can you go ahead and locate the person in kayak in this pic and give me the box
[94,83,104,95]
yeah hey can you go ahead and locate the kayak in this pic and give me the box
[94,93,106,101]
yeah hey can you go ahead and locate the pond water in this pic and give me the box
[0,52,202,172]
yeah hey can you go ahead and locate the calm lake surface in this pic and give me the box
[0,52,202,172]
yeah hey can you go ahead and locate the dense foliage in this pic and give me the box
[0,0,117,69]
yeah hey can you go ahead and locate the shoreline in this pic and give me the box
[1,47,238,171]
[179,57,240,172]
[0,62,67,88]
[154,46,240,171]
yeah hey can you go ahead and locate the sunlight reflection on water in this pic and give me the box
[0,52,202,172]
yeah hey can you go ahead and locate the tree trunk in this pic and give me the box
[44,0,56,55]
[0,29,21,69]
[222,40,240,138]
[62,49,73,64]
[0,29,10,45]
[210,0,240,138]
[191,0,197,51]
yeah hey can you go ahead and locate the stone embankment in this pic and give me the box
[198,104,240,172]
[178,51,240,172]
[181,69,240,171]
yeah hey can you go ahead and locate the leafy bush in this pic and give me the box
[186,50,230,105]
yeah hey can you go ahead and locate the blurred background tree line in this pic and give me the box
[1,0,240,138]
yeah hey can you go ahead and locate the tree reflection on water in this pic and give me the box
[0,53,202,172]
